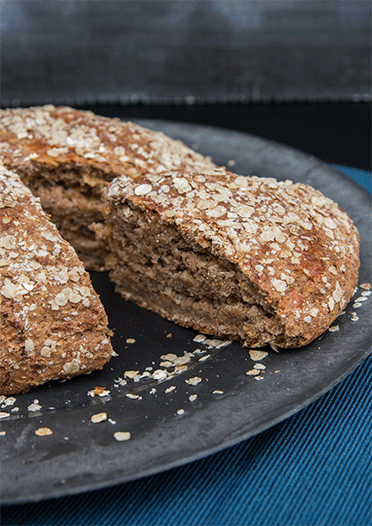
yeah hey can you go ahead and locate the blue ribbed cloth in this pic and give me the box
[2,165,371,526]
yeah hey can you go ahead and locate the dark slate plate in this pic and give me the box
[1,121,371,504]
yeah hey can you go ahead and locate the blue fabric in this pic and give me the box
[2,165,371,526]
[332,164,371,193]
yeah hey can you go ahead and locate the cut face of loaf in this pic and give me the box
[0,165,113,395]
[0,106,217,270]
[106,171,360,349]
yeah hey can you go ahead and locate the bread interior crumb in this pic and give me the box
[106,203,301,348]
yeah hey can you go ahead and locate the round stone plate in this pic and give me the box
[1,120,371,504]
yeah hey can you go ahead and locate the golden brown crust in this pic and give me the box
[0,165,113,395]
[0,105,216,185]
[107,170,360,347]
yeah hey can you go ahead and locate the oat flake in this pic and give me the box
[114,431,131,442]
[35,427,53,436]
[88,387,110,397]
[27,403,42,412]
[185,376,202,386]
[249,350,268,361]
[91,412,107,423]
[246,369,260,376]
[193,334,207,343]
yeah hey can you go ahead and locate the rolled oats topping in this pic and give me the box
[0,105,216,179]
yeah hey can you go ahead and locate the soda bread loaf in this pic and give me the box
[105,170,360,349]
[0,106,361,384]
[0,105,216,270]
[0,165,113,395]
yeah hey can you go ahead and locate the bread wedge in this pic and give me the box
[105,170,360,348]
[0,165,113,394]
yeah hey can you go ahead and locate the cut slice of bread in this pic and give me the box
[105,170,360,349]
[0,165,113,395]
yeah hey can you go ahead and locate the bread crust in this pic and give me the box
[0,105,216,187]
[0,165,113,395]
[107,170,360,348]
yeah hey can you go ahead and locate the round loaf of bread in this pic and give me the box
[0,165,113,395]
[106,170,360,349]
[0,106,361,358]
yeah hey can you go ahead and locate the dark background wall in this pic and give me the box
[1,0,370,106]
[1,0,370,170]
